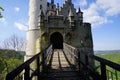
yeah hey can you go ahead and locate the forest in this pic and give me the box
[0,49,25,80]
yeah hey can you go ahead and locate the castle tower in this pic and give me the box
[25,1,47,80]
[25,0,47,61]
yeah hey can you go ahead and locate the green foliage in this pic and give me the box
[0,6,4,18]
[95,52,120,64]
[0,6,4,11]
[0,58,5,73]
[0,49,25,80]
[0,49,25,60]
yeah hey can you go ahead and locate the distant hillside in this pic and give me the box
[95,50,120,64]
[0,49,25,60]
[94,50,120,54]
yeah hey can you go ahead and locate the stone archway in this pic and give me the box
[50,32,63,49]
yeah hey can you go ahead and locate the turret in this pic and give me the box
[68,7,75,29]
[40,0,47,14]
[56,3,59,15]
[39,9,44,28]
[69,7,74,21]
[51,0,54,4]
[77,7,83,23]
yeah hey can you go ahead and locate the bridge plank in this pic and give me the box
[43,49,81,80]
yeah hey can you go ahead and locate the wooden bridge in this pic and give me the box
[6,43,120,80]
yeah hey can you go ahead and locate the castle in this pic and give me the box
[25,0,94,64]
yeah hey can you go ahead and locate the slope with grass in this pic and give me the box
[95,50,120,64]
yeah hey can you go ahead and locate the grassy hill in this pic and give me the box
[95,50,120,64]
[95,50,120,79]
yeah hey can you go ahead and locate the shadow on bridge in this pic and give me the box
[43,49,81,80]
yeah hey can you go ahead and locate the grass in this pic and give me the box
[95,52,120,64]
[95,51,120,79]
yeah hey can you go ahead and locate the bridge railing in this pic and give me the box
[106,68,119,80]
[64,43,120,80]
[63,43,79,68]
[44,45,53,65]
[93,55,120,80]
[6,45,52,80]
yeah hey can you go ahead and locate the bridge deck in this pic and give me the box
[5,44,120,80]
[43,49,82,80]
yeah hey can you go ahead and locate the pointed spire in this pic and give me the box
[78,7,81,13]
[57,3,59,8]
[65,0,71,2]
[51,0,54,4]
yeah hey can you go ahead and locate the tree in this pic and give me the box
[0,6,4,18]
[0,49,25,80]
[1,35,26,51]
[0,57,22,80]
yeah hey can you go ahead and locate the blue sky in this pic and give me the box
[0,0,120,50]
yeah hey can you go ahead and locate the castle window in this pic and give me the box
[52,5,54,9]
[47,3,49,7]
[40,5,42,9]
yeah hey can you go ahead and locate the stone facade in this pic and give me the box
[26,0,94,65]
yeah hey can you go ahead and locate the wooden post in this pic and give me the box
[115,70,118,80]
[37,57,40,80]
[24,66,30,80]
[100,63,107,80]
[78,51,81,72]
[85,54,89,79]
[42,50,45,72]
[85,55,89,66]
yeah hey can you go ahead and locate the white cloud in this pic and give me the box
[81,0,120,27]
[14,22,27,31]
[0,18,7,25]
[14,7,20,12]
[83,3,109,27]
[75,0,87,7]
[80,0,87,6]
[97,0,120,16]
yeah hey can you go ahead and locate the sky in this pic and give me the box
[0,0,120,50]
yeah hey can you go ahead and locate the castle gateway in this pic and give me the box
[25,0,94,65]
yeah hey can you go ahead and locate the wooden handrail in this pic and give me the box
[6,53,41,80]
[93,55,120,71]
[64,43,76,50]
[6,44,52,80]
[78,50,120,71]
[64,43,120,80]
